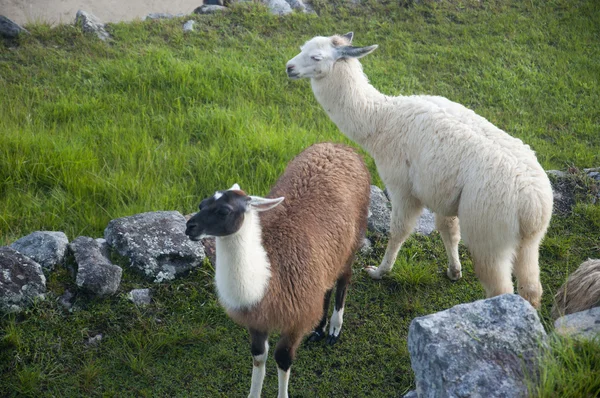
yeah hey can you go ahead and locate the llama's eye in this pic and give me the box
[217,207,231,216]
[311,55,322,61]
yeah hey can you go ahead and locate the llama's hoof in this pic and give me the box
[446,268,462,281]
[326,332,340,345]
[307,330,326,343]
[364,266,384,280]
[518,285,542,309]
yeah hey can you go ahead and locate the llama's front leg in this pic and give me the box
[248,329,269,398]
[365,196,422,279]
[274,333,301,398]
[435,214,462,281]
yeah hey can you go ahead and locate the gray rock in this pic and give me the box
[183,20,195,32]
[75,10,110,41]
[129,288,152,306]
[86,333,103,346]
[144,13,185,20]
[0,247,46,313]
[193,5,230,14]
[204,0,225,5]
[57,289,75,310]
[588,171,600,181]
[70,236,122,296]
[0,15,29,38]
[403,391,417,398]
[368,185,391,238]
[266,0,293,15]
[546,169,567,178]
[104,211,205,282]
[95,238,111,259]
[10,231,69,272]
[408,294,546,398]
[415,208,435,236]
[286,0,306,11]
[554,307,600,341]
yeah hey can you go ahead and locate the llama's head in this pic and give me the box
[185,183,284,240]
[286,32,378,80]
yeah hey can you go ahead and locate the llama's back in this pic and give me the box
[251,143,370,334]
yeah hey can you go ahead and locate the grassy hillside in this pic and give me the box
[1,0,599,396]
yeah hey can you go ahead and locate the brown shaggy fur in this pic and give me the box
[226,142,370,348]
[552,258,600,320]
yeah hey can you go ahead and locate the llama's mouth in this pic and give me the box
[287,71,300,79]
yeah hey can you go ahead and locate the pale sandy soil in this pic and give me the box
[0,0,205,25]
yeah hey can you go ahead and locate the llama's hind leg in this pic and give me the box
[307,288,332,343]
[327,268,352,345]
[471,248,515,299]
[514,235,543,309]
[436,215,462,281]
[365,195,422,279]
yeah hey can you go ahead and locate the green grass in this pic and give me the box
[1,0,599,396]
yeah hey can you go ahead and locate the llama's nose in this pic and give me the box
[286,65,295,74]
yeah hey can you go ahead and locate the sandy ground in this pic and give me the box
[0,0,205,25]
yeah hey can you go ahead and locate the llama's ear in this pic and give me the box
[248,196,284,212]
[343,32,354,43]
[228,183,241,191]
[336,44,378,59]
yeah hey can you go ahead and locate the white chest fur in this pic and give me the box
[214,211,271,310]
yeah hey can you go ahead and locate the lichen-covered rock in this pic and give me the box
[408,294,546,398]
[128,288,152,306]
[10,231,68,272]
[266,0,293,15]
[70,236,122,296]
[104,211,205,282]
[0,15,29,38]
[75,10,110,41]
[0,247,46,313]
[368,185,391,238]
[554,307,600,341]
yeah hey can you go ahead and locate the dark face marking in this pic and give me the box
[185,190,250,240]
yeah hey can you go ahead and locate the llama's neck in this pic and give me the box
[311,59,389,151]
[215,210,271,310]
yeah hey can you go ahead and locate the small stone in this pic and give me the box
[266,0,293,15]
[193,5,230,14]
[75,10,110,41]
[86,333,103,346]
[588,171,600,181]
[144,13,185,20]
[554,307,600,342]
[546,170,567,178]
[183,20,195,32]
[57,289,75,310]
[128,288,152,306]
